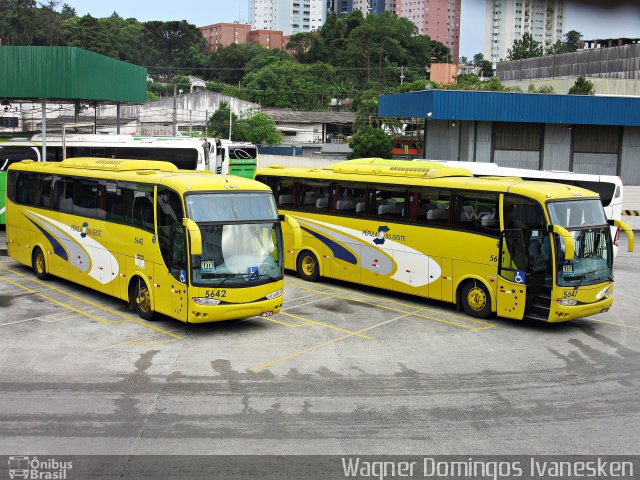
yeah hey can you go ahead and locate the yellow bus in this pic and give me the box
[255,159,634,323]
[6,158,298,323]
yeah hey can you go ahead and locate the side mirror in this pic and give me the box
[182,218,202,256]
[547,224,575,261]
[612,219,635,252]
[280,214,302,251]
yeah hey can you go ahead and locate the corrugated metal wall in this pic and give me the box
[542,124,572,171]
[621,127,640,185]
[494,151,539,169]
[497,44,640,81]
[0,47,147,102]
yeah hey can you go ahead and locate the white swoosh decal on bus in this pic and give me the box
[28,211,118,284]
[295,217,441,287]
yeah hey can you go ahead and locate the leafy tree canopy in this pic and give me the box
[568,75,595,95]
[507,33,544,60]
[348,126,393,159]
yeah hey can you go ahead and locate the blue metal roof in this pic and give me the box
[378,90,640,127]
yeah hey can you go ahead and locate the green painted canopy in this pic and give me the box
[0,46,147,103]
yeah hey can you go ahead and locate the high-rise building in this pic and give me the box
[484,0,565,65]
[329,0,396,16]
[396,0,461,61]
[249,0,328,35]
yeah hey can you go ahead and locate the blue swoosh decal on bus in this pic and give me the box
[301,226,357,265]
[27,218,69,261]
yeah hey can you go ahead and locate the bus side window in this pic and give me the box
[59,178,74,214]
[132,193,154,232]
[72,179,98,218]
[38,175,53,209]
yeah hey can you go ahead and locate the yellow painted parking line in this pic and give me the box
[262,316,313,328]
[279,311,374,339]
[250,310,417,372]
[587,318,640,330]
[0,267,182,340]
[0,274,113,326]
[287,278,495,327]
[289,282,495,331]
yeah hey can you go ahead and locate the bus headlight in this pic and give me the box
[266,289,283,300]
[556,298,578,306]
[604,290,613,299]
[192,297,221,306]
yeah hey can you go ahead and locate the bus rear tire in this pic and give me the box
[297,250,319,282]
[130,279,155,321]
[32,247,49,280]
[461,280,491,319]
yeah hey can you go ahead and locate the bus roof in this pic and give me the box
[256,161,600,203]
[10,158,271,193]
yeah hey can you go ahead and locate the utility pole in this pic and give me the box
[172,84,178,136]
[400,66,405,85]
[228,100,233,140]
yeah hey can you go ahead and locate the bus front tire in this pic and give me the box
[461,281,491,319]
[32,247,49,280]
[297,250,319,282]
[130,280,155,321]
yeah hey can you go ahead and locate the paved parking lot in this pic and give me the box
[0,232,638,455]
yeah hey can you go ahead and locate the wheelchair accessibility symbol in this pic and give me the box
[514,270,526,284]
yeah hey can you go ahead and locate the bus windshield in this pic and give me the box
[547,200,613,287]
[191,222,283,287]
[547,199,607,228]
[186,192,282,287]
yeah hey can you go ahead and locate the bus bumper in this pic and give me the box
[187,297,284,324]
[547,296,614,323]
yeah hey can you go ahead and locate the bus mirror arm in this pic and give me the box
[611,219,635,252]
[182,218,203,256]
[280,214,302,251]
[547,224,575,262]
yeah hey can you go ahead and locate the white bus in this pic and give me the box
[210,138,258,179]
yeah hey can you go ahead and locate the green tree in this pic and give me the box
[480,60,494,77]
[169,74,192,94]
[241,112,282,144]
[243,60,336,110]
[286,32,316,62]
[507,33,544,60]
[207,102,235,138]
[548,39,568,55]
[348,126,393,159]
[207,43,266,84]
[140,20,207,75]
[472,53,484,66]
[568,75,595,95]
[0,0,38,45]
[564,30,582,52]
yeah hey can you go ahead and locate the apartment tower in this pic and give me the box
[249,0,328,35]
[484,0,565,65]
[396,0,461,61]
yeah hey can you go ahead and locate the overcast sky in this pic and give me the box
[63,0,640,59]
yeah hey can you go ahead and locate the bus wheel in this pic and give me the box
[32,247,49,280]
[297,250,319,282]
[131,279,155,321]
[461,281,491,319]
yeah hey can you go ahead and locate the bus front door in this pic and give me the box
[155,224,188,321]
[497,230,527,320]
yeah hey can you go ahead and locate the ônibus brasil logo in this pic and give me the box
[8,456,73,479]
